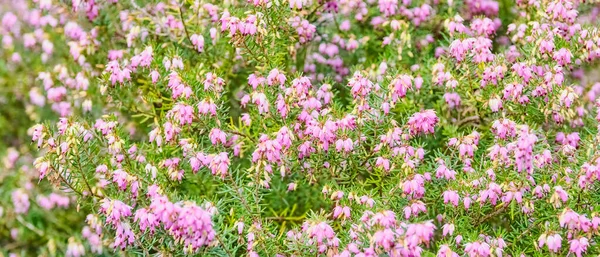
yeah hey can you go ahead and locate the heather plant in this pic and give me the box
[4,0,600,256]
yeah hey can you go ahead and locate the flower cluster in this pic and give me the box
[3,0,600,256]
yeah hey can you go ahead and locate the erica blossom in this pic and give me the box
[539,233,562,253]
[569,237,589,257]
[105,61,131,85]
[488,96,502,112]
[373,229,396,250]
[113,222,135,249]
[404,201,427,219]
[378,0,398,16]
[289,0,304,9]
[335,138,354,153]
[464,241,491,257]
[251,92,270,114]
[100,199,132,225]
[442,223,455,237]
[290,17,316,44]
[65,239,85,257]
[198,99,218,116]
[348,72,374,99]
[14,1,600,255]
[168,103,194,125]
[129,47,153,69]
[332,206,351,219]
[435,160,456,180]
[134,208,159,234]
[443,190,460,206]
[375,157,391,172]
[209,128,227,145]
[407,110,439,135]
[302,222,335,253]
[12,189,30,214]
[208,152,230,178]
[241,113,251,126]
[253,135,283,163]
[444,92,461,109]
[267,68,286,86]
[437,245,459,257]
[190,34,205,52]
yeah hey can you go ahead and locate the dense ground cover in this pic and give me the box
[2,0,600,256]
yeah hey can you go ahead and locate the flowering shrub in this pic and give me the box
[4,0,600,256]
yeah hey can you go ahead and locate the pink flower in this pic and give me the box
[252,92,270,114]
[470,18,497,36]
[105,61,132,85]
[491,119,516,139]
[112,169,130,191]
[444,92,461,109]
[241,113,251,126]
[348,72,374,99]
[540,39,555,54]
[248,74,266,89]
[65,240,85,257]
[290,17,316,44]
[405,221,436,245]
[540,234,562,253]
[436,161,456,180]
[134,208,159,233]
[442,223,455,237]
[209,128,227,145]
[379,0,398,16]
[190,34,205,52]
[253,135,283,163]
[550,186,569,207]
[100,199,132,225]
[569,237,589,257]
[407,110,439,135]
[335,138,354,153]
[209,152,230,178]
[36,160,50,180]
[333,206,351,219]
[113,222,135,249]
[464,241,491,257]
[389,74,413,102]
[449,39,471,62]
[373,229,396,250]
[235,221,244,235]
[130,47,153,69]
[287,183,297,191]
[108,50,124,60]
[443,190,460,206]
[479,182,502,205]
[289,0,304,9]
[559,89,577,108]
[150,70,160,83]
[168,103,195,125]
[339,20,351,31]
[414,76,424,89]
[146,195,215,251]
[404,201,427,219]
[12,189,30,214]
[375,157,391,171]
[198,100,218,116]
[303,221,336,253]
[553,48,572,66]
[267,69,286,86]
[437,245,459,257]
[171,57,184,70]
[298,141,315,159]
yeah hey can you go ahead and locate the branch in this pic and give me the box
[178,4,193,45]
[477,204,509,224]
